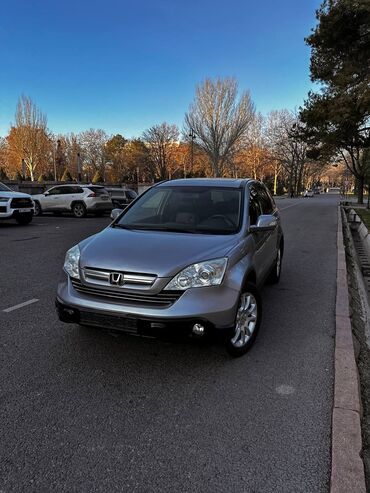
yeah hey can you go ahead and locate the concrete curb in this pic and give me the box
[330,207,366,493]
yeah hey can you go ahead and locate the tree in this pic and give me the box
[266,110,310,196]
[92,169,104,183]
[300,0,370,203]
[105,134,127,182]
[7,95,50,181]
[61,168,73,181]
[0,167,8,180]
[184,77,255,177]
[142,123,179,181]
[79,129,109,180]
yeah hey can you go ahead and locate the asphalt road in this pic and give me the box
[0,195,339,492]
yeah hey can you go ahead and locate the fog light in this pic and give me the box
[192,323,205,336]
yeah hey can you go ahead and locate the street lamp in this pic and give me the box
[188,129,196,176]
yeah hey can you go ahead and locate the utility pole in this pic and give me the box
[77,153,82,182]
[188,129,196,176]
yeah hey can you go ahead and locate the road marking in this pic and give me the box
[3,298,39,313]
[276,385,295,395]
[279,202,303,211]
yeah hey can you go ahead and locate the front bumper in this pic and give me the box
[0,205,34,219]
[56,273,240,332]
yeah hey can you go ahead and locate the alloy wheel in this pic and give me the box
[230,292,258,348]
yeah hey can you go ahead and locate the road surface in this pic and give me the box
[0,195,339,492]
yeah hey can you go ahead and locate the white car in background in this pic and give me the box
[32,184,112,218]
[0,182,34,225]
[303,189,314,198]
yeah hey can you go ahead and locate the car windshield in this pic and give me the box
[0,182,11,192]
[115,186,242,235]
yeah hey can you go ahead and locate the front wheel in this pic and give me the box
[225,283,262,357]
[34,201,42,216]
[16,213,33,225]
[72,202,87,218]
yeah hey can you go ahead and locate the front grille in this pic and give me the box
[71,278,181,308]
[10,198,33,208]
[0,206,6,213]
[83,267,156,288]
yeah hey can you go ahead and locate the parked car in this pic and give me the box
[106,187,138,209]
[56,178,284,357]
[303,189,314,197]
[0,182,34,225]
[328,187,341,194]
[32,184,112,217]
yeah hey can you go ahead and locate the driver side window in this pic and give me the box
[248,187,262,225]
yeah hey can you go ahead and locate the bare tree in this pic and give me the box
[8,95,50,181]
[142,123,179,181]
[184,78,255,177]
[266,110,309,196]
[79,129,109,180]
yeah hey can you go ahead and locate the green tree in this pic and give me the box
[300,0,370,203]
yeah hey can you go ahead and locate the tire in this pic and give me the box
[267,245,283,284]
[15,213,33,225]
[72,202,87,218]
[34,201,42,216]
[225,282,262,357]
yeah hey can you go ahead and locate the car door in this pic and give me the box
[256,185,279,275]
[248,185,278,282]
[50,186,70,211]
[42,186,63,211]
[65,186,84,210]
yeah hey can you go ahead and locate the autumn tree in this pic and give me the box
[7,96,50,181]
[300,0,370,203]
[105,134,127,182]
[184,78,255,177]
[142,123,179,181]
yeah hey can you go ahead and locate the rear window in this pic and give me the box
[86,186,108,195]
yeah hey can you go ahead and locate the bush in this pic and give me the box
[61,169,73,182]
[0,167,8,180]
[92,170,104,183]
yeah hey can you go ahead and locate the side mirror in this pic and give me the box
[110,208,123,221]
[44,191,49,196]
[249,214,277,233]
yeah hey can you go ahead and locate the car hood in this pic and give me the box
[79,227,237,277]
[0,191,32,199]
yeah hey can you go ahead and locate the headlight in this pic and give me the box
[64,245,80,279]
[164,258,227,291]
[0,197,9,202]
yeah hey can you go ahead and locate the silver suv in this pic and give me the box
[56,179,284,356]
[33,185,112,217]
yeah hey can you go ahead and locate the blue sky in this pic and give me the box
[0,0,321,138]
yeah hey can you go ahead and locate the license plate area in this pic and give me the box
[17,208,32,213]
[80,312,138,334]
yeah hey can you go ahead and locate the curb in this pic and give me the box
[330,207,366,492]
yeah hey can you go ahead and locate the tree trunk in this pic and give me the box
[357,176,364,204]
[273,168,278,195]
